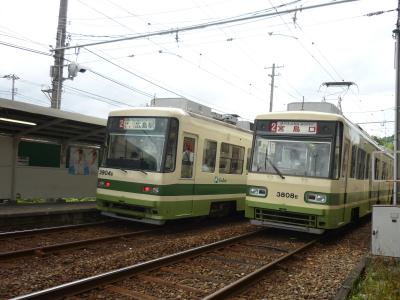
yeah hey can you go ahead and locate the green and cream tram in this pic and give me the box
[246,111,393,233]
[97,107,252,224]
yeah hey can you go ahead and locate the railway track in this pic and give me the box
[0,215,245,260]
[0,220,113,238]
[12,229,318,300]
[0,228,158,260]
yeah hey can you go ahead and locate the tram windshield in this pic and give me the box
[251,137,331,178]
[103,117,178,172]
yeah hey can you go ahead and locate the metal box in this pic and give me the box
[371,205,400,258]
[150,98,212,118]
[287,102,342,114]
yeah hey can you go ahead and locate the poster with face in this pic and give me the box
[68,147,98,175]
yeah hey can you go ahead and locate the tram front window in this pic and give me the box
[104,117,177,172]
[251,137,331,178]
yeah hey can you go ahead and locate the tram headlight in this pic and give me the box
[305,192,327,204]
[248,186,268,197]
[97,180,111,188]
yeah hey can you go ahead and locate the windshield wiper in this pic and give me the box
[264,151,285,179]
[136,169,148,175]
[118,168,128,173]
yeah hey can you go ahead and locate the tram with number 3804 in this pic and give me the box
[246,110,393,234]
[96,107,252,224]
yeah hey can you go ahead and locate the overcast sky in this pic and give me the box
[0,0,397,136]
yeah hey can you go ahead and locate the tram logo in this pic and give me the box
[214,176,227,183]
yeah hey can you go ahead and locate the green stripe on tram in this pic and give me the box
[98,179,247,196]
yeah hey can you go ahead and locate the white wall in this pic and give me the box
[0,136,12,199]
[0,136,97,200]
[15,167,97,198]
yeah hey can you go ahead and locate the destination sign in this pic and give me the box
[270,121,317,134]
[118,118,156,130]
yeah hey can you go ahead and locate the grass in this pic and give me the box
[15,197,96,204]
[349,256,400,300]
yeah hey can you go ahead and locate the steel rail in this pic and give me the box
[11,230,262,300]
[0,228,159,260]
[202,238,319,300]
[0,221,114,239]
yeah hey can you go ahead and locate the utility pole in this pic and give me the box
[393,0,400,205]
[265,63,283,112]
[2,74,19,101]
[51,0,68,109]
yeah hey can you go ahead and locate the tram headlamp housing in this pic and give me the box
[97,180,111,188]
[305,192,327,204]
[143,186,160,194]
[248,186,268,197]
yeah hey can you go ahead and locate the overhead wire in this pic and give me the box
[56,0,361,51]
[85,47,254,120]
[79,0,269,102]
[73,0,267,116]
[63,84,136,107]
[87,69,154,98]
[268,0,337,82]
[0,24,50,48]
[0,40,52,56]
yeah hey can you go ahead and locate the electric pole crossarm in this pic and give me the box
[2,74,19,101]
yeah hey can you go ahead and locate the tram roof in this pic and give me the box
[255,110,391,153]
[255,111,346,122]
[0,97,106,145]
[109,106,187,118]
[109,106,253,134]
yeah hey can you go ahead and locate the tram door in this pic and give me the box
[181,135,197,212]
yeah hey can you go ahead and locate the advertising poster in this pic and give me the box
[68,147,98,175]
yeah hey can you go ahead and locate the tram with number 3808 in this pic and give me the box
[246,110,393,234]
[96,107,252,224]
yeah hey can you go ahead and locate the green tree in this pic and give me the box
[372,135,394,150]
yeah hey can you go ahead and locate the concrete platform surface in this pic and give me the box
[0,202,97,217]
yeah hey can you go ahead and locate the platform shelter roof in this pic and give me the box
[0,98,106,145]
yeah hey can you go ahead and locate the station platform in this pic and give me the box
[0,202,103,231]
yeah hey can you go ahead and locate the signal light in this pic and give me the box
[105,181,111,188]
[143,186,152,192]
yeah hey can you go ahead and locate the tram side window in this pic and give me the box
[365,153,370,179]
[350,145,357,178]
[375,158,380,180]
[356,149,366,179]
[246,148,252,172]
[164,119,179,172]
[382,161,388,180]
[219,143,245,174]
[202,140,217,172]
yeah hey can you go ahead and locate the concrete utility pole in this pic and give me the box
[265,64,283,112]
[393,0,400,205]
[51,0,68,109]
[2,74,19,100]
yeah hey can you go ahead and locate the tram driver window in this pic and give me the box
[202,140,217,172]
